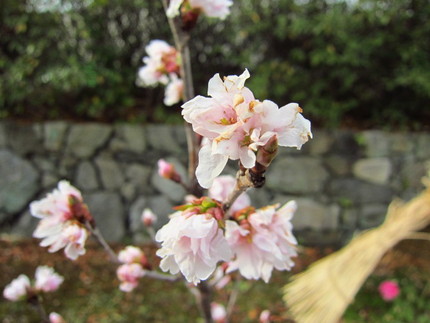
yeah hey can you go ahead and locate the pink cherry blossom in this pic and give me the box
[34,266,64,293]
[208,175,251,213]
[167,0,233,20]
[3,274,30,301]
[225,201,298,282]
[141,208,158,227]
[116,263,145,292]
[211,302,227,323]
[259,309,271,323]
[49,312,66,323]
[137,40,180,87]
[118,246,145,264]
[378,280,400,301]
[30,181,90,260]
[155,200,233,284]
[34,221,88,260]
[182,70,312,188]
[164,74,184,106]
[30,180,83,222]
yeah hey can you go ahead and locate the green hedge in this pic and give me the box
[1,0,429,128]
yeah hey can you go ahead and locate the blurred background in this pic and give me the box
[1,0,429,129]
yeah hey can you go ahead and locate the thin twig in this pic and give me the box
[223,169,254,213]
[226,278,241,321]
[85,221,119,263]
[29,295,49,323]
[144,270,180,282]
[197,281,214,323]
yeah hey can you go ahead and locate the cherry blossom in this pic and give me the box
[118,246,146,264]
[208,175,251,213]
[30,181,90,260]
[34,221,88,260]
[182,70,312,188]
[137,40,180,87]
[35,266,64,293]
[167,0,233,20]
[155,198,233,284]
[225,201,298,282]
[117,263,145,292]
[3,274,30,301]
[164,74,184,106]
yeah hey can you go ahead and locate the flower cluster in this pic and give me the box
[137,40,183,106]
[225,201,298,283]
[156,195,298,284]
[156,198,232,284]
[182,69,312,188]
[30,181,91,260]
[167,0,233,20]
[3,266,63,302]
[116,246,149,292]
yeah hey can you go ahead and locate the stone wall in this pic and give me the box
[1,121,429,245]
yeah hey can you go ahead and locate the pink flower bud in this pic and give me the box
[141,208,157,227]
[3,274,30,301]
[378,280,400,301]
[157,159,181,182]
[35,266,64,293]
[259,309,271,323]
[49,312,66,323]
[211,302,227,323]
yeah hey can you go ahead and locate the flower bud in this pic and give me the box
[49,312,66,323]
[259,310,271,323]
[141,208,157,227]
[157,159,182,183]
[256,135,278,168]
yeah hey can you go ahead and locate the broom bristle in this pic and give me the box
[283,187,430,323]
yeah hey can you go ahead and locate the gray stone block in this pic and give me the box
[0,122,6,148]
[308,130,333,156]
[125,164,152,190]
[75,161,99,190]
[358,204,387,229]
[329,178,393,205]
[146,124,182,154]
[266,157,329,194]
[4,122,43,155]
[390,133,415,155]
[66,123,112,158]
[85,192,125,242]
[324,155,351,176]
[352,158,392,184]
[129,196,147,233]
[44,121,69,152]
[95,158,124,190]
[111,124,147,154]
[10,211,39,237]
[359,131,390,157]
[416,133,430,160]
[147,195,175,228]
[291,198,340,230]
[0,150,39,214]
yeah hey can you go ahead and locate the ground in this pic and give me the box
[0,237,429,322]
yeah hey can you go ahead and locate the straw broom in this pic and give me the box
[283,177,430,323]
